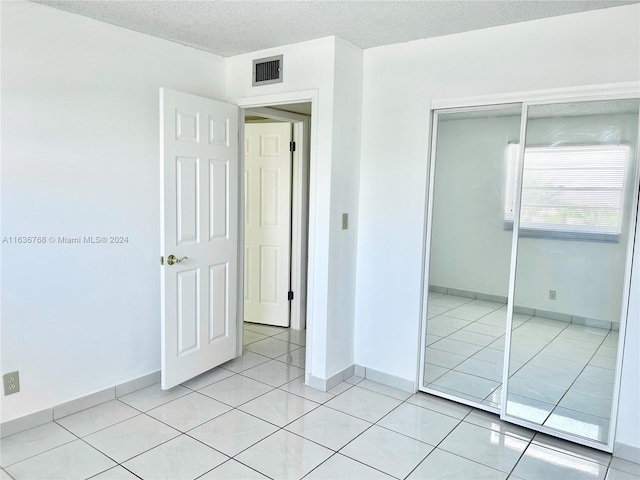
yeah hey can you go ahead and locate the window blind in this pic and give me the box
[505,143,629,242]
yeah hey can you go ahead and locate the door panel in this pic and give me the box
[177,268,199,355]
[244,123,292,326]
[209,159,228,240]
[176,156,199,244]
[209,262,228,341]
[421,105,523,409]
[260,168,280,226]
[160,88,239,389]
[259,245,279,304]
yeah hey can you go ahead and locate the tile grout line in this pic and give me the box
[504,431,536,480]
[424,299,519,392]
[542,332,615,431]
[1,468,17,480]
[209,376,407,478]
[1,431,78,469]
[303,451,398,480]
[396,393,474,479]
[326,383,525,478]
[46,416,134,478]
[193,458,271,480]
[425,294,615,429]
[235,395,322,431]
[529,431,614,469]
[504,318,608,429]
[103,411,208,473]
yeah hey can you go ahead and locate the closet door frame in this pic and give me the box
[417,102,523,415]
[417,82,640,453]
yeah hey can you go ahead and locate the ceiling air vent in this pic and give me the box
[253,55,283,86]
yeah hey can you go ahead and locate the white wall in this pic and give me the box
[226,37,363,381]
[0,1,226,422]
[354,4,640,450]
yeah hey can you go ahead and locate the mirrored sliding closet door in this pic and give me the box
[420,93,640,451]
[503,98,640,446]
[422,105,523,410]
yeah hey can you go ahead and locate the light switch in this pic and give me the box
[342,213,348,230]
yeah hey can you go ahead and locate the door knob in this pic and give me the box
[166,255,188,265]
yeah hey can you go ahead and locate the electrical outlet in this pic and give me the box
[3,371,20,396]
[342,213,348,230]
[549,290,557,300]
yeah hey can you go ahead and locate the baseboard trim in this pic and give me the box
[53,387,115,420]
[307,365,355,392]
[356,365,416,393]
[0,408,53,439]
[429,285,507,304]
[116,370,161,397]
[614,441,640,463]
[327,365,354,391]
[306,374,326,391]
[1,370,161,438]
[430,284,618,329]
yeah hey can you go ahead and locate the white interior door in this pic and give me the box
[160,88,239,389]
[244,123,292,327]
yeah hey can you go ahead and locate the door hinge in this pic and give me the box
[160,256,164,265]
[289,141,296,152]
[288,291,294,301]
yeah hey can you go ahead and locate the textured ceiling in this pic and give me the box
[32,0,638,57]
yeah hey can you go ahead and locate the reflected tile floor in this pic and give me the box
[424,292,617,443]
[2,323,637,480]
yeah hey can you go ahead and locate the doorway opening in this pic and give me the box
[159,89,316,389]
[239,102,311,369]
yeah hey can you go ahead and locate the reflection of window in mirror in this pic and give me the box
[504,143,630,242]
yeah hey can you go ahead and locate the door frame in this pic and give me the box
[244,107,310,332]
[233,90,318,380]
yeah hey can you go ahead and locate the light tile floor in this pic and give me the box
[424,292,618,443]
[1,322,638,480]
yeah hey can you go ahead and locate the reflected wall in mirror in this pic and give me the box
[505,99,640,444]
[423,106,522,409]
